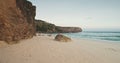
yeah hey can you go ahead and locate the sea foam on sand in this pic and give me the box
[0,35,120,63]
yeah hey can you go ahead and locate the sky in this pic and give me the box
[29,0,120,30]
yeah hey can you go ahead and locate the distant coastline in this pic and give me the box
[35,20,82,33]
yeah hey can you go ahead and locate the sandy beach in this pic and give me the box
[0,35,120,63]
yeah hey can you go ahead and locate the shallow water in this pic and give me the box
[53,31,120,42]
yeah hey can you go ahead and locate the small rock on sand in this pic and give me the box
[55,34,71,42]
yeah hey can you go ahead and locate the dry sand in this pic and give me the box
[0,35,120,63]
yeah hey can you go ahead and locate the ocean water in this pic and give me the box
[54,31,120,42]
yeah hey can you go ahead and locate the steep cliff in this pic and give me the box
[0,0,36,42]
[36,20,82,33]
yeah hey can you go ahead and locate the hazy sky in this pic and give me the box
[29,0,120,29]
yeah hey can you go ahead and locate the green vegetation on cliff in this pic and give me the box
[35,20,56,33]
[35,20,82,33]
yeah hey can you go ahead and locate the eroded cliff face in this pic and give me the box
[0,0,36,42]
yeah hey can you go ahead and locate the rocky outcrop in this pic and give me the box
[55,34,71,42]
[36,20,82,33]
[56,26,82,33]
[0,0,36,43]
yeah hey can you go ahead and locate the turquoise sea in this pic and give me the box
[54,31,120,42]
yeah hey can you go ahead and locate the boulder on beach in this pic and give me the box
[55,34,71,42]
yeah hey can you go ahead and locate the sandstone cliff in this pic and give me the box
[0,0,36,42]
[36,20,82,33]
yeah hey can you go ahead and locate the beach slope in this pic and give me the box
[0,36,120,63]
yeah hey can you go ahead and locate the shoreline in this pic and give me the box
[0,35,120,63]
[73,37,120,43]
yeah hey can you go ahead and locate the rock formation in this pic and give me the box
[36,20,82,33]
[55,34,71,42]
[56,26,82,33]
[0,0,36,43]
